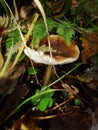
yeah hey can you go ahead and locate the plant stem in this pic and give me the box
[0,0,9,16]
[4,88,56,123]
[48,62,83,87]
[43,65,53,85]
[0,40,13,77]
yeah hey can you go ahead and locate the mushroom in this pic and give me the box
[24,35,80,85]
[24,35,80,65]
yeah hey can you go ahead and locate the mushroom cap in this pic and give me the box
[24,35,80,65]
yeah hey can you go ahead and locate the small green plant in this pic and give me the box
[32,18,57,45]
[56,21,75,46]
[4,86,55,122]
[27,66,37,75]
[31,86,54,111]
[5,28,27,50]
[4,63,82,122]
[0,38,13,77]
[32,18,75,47]
[5,30,21,49]
[74,98,81,106]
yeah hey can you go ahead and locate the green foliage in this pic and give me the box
[32,18,57,45]
[5,30,21,49]
[31,86,54,111]
[74,98,81,106]
[56,21,75,46]
[32,18,75,47]
[5,28,27,50]
[19,53,25,61]
[27,66,37,75]
[38,97,53,111]
[5,63,82,120]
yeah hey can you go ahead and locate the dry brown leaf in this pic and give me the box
[49,0,66,14]
[82,32,98,43]
[76,75,93,83]
[81,32,98,63]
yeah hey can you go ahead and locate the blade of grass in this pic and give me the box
[48,62,83,87]
[0,0,9,16]
[0,38,13,77]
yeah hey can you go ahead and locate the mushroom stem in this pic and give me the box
[43,65,53,85]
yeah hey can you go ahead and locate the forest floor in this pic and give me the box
[0,0,98,130]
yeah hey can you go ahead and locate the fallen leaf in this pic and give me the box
[81,32,98,63]
[0,62,26,95]
[76,75,93,83]
[82,31,98,43]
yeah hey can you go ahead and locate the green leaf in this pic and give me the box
[31,89,41,105]
[65,28,74,46]
[74,98,80,106]
[32,18,57,45]
[5,29,26,50]
[19,53,25,61]
[31,86,54,111]
[56,21,75,46]
[41,86,54,97]
[38,97,53,111]
[5,30,21,49]
[27,66,37,75]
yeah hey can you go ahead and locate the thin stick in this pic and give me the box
[0,38,13,77]
[48,63,83,87]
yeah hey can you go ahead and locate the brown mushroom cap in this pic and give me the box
[24,35,80,65]
[38,35,80,64]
